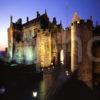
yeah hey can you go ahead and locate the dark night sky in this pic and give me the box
[0,0,100,50]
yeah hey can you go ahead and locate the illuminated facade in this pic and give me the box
[71,12,93,87]
[8,11,63,68]
[62,28,71,68]
[7,11,100,87]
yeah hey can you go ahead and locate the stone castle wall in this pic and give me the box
[71,20,93,87]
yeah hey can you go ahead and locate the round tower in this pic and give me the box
[71,13,93,88]
[71,12,81,72]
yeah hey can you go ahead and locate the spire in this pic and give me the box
[72,12,80,23]
[10,16,13,23]
[45,9,47,15]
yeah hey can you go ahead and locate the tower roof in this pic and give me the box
[72,12,80,23]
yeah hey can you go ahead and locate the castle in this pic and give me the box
[8,11,100,87]
[8,11,63,68]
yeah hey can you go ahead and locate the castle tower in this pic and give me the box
[71,12,80,72]
[8,16,14,61]
[71,13,93,87]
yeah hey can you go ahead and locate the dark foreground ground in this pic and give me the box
[0,62,100,100]
[52,76,99,100]
[0,72,100,100]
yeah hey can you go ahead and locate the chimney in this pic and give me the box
[53,17,57,25]
[37,11,40,18]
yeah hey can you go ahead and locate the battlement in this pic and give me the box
[66,27,71,31]
[71,19,93,29]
